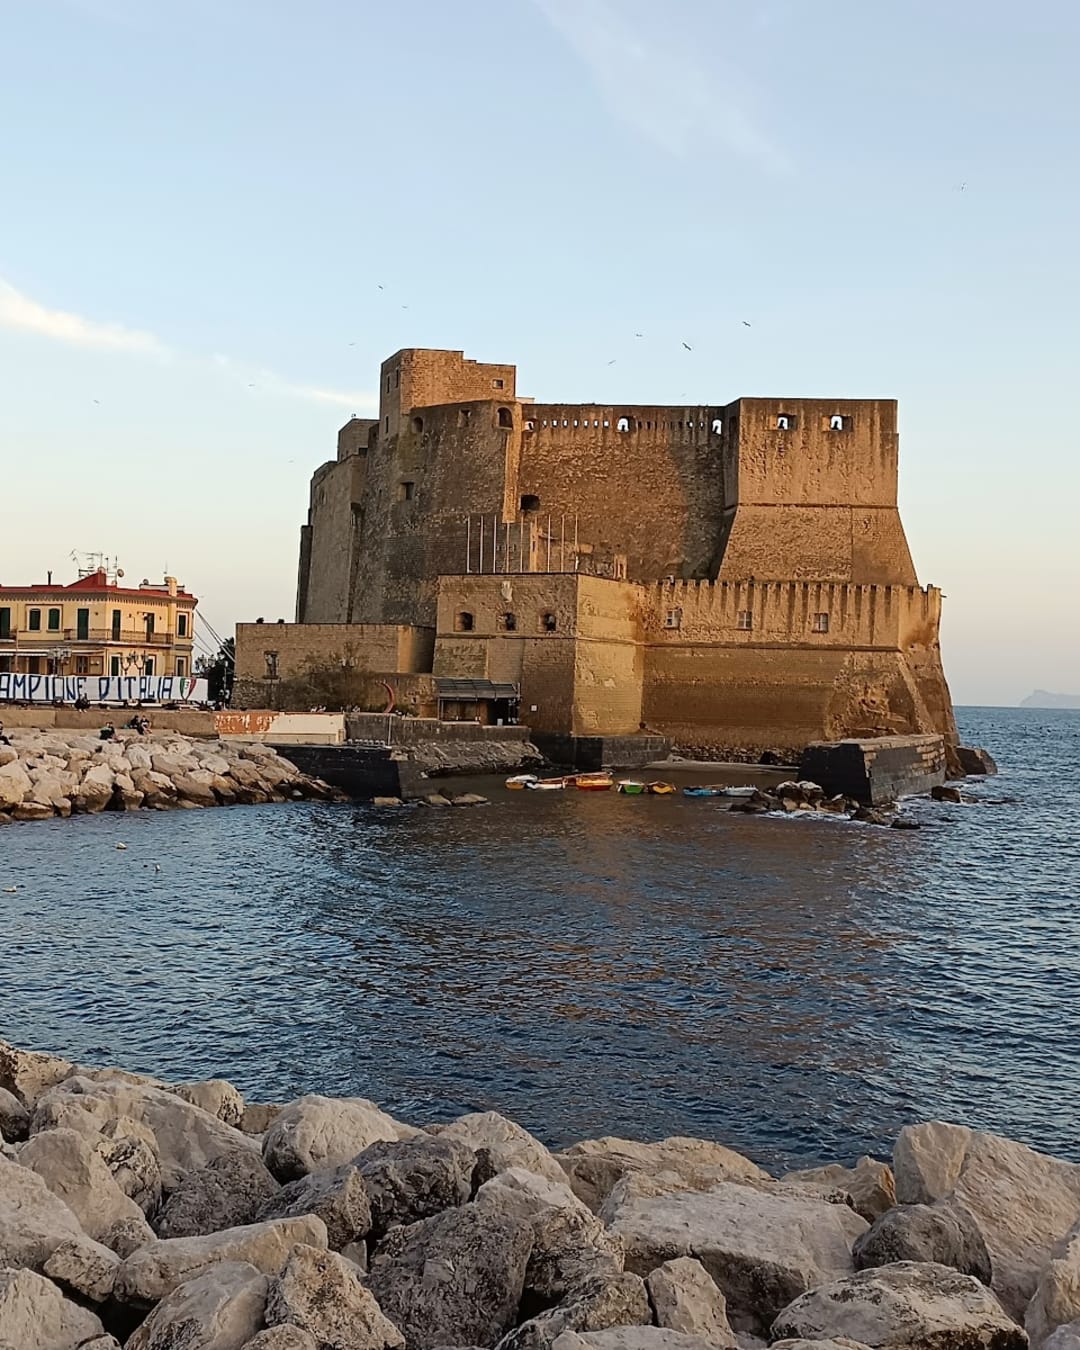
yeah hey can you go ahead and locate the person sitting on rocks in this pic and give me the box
[73,695,90,711]
[0,722,10,745]
[99,722,116,740]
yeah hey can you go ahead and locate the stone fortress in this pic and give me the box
[235,347,956,757]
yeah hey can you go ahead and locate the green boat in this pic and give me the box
[617,780,646,795]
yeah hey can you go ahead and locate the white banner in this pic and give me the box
[0,675,210,705]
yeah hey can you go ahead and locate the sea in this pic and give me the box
[1,706,1077,1172]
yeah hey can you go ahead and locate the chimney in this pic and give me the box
[165,576,178,597]
[47,570,52,585]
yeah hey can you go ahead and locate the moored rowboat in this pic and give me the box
[505,774,538,790]
[617,780,646,795]
[574,773,614,791]
[646,781,677,795]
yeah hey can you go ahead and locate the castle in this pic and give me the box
[234,347,956,755]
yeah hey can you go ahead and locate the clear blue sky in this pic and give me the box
[2,0,1078,704]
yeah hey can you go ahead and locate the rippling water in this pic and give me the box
[1,707,1077,1171]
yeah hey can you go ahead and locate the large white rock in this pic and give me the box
[557,1137,768,1213]
[19,1126,154,1242]
[0,1265,105,1349]
[895,1123,1080,1319]
[433,1110,565,1184]
[126,1260,269,1350]
[0,1154,88,1271]
[647,1257,736,1347]
[43,1235,121,1302]
[264,1242,405,1349]
[0,1085,29,1141]
[603,1176,867,1335]
[242,1329,319,1349]
[1045,1323,1080,1350]
[115,1214,328,1304]
[262,1094,413,1181]
[1027,1221,1080,1348]
[782,1158,896,1223]
[771,1260,1025,1349]
[553,1331,721,1350]
[0,759,31,807]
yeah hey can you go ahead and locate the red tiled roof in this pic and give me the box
[0,570,197,602]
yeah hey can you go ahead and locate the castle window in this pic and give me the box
[664,608,682,630]
[492,378,505,389]
[455,612,475,633]
[459,408,471,427]
[398,481,415,502]
[777,414,798,431]
[540,612,557,633]
[827,415,850,431]
[712,419,722,434]
[498,407,513,429]
[394,369,400,387]
[613,555,627,580]
[736,610,753,630]
[385,376,390,393]
[520,493,540,513]
[384,415,389,433]
[812,612,830,633]
[617,416,631,432]
[264,651,279,678]
[500,613,517,632]
[411,416,424,433]
[525,419,535,432]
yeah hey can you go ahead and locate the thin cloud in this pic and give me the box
[212,355,376,413]
[0,276,168,355]
[531,0,787,170]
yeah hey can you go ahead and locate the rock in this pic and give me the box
[173,772,220,806]
[357,1134,476,1239]
[647,1257,736,1346]
[13,799,58,820]
[931,785,964,803]
[0,1084,30,1141]
[782,1158,896,1223]
[771,1342,871,1350]
[97,1119,163,1214]
[431,1111,567,1186]
[373,796,403,806]
[890,817,921,830]
[500,1271,652,1350]
[853,1203,992,1284]
[76,762,116,812]
[0,1265,105,1349]
[171,1078,246,1127]
[0,758,32,807]
[243,1329,319,1350]
[42,1234,120,1302]
[425,794,454,807]
[1045,1324,1080,1350]
[955,746,998,776]
[18,1126,155,1242]
[265,1242,405,1350]
[552,1332,725,1350]
[126,1260,269,1350]
[263,1094,413,1182]
[603,1177,867,1335]
[0,1038,73,1106]
[368,1201,534,1349]
[451,793,488,806]
[557,1137,768,1213]
[1026,1221,1080,1348]
[32,1075,261,1189]
[157,1148,282,1238]
[259,1162,370,1250]
[243,1103,283,1136]
[115,1214,328,1305]
[853,807,891,826]
[770,1260,1024,1349]
[894,1122,1080,1318]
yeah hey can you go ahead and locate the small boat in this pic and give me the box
[682,786,723,798]
[720,786,757,798]
[647,781,677,795]
[574,773,614,791]
[617,780,646,795]
[505,774,539,790]
[528,777,567,791]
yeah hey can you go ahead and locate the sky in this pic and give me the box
[1,0,1078,704]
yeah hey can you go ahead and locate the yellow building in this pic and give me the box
[0,569,197,679]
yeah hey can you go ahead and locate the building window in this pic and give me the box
[813,612,830,633]
[736,610,754,630]
[540,612,557,633]
[777,414,798,430]
[492,378,504,389]
[177,614,188,637]
[411,416,424,433]
[28,608,41,631]
[398,480,415,501]
[394,369,400,388]
[0,608,9,639]
[264,652,279,678]
[110,656,121,677]
[75,656,89,675]
[176,657,186,676]
[27,656,41,674]
[500,613,517,632]
[520,493,540,513]
[144,613,156,639]
[455,612,475,633]
[711,419,722,434]
[47,608,61,631]
[76,609,89,641]
[384,415,389,433]
[617,416,632,432]
[459,408,472,427]
[144,657,155,676]
[497,407,513,429]
[826,414,850,431]
[664,608,682,630]
[111,609,122,640]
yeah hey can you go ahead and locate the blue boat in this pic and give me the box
[682,786,724,798]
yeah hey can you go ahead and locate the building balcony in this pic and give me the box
[5,629,191,647]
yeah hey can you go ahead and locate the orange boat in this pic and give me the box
[573,772,614,791]
[646,781,677,795]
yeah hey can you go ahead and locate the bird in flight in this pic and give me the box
[681,342,692,351]
[634,332,644,338]
[742,321,752,328]
[92,398,100,404]
[607,360,616,365]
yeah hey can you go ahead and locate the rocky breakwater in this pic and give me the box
[0,729,343,824]
[2,1039,1077,1350]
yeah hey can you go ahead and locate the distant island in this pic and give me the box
[1021,690,1080,709]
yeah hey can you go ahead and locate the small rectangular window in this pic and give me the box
[75,655,89,675]
[144,657,155,676]
[28,608,41,631]
[813,612,830,633]
[110,656,121,677]
[176,657,187,676]
[111,609,122,640]
[145,613,155,636]
[736,610,753,630]
[0,608,10,639]
[177,614,188,637]
[395,369,400,388]
[492,378,504,389]
[398,481,415,502]
[664,609,682,630]
[76,608,89,641]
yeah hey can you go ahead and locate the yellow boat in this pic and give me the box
[574,772,614,791]
[646,781,677,795]
[505,774,539,790]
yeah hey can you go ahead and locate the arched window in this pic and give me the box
[501,613,517,632]
[411,415,424,433]
[711,419,722,434]
[829,414,848,431]
[520,493,540,513]
[455,612,475,632]
[525,419,535,432]
[498,407,513,429]
[459,408,472,427]
[777,415,789,431]
[617,416,631,432]
[540,612,557,633]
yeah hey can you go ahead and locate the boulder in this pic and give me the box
[115,1214,328,1305]
[499,1271,652,1350]
[771,1260,1024,1349]
[14,799,61,820]
[552,1333,722,1350]
[647,1258,736,1347]
[0,1038,73,1106]
[42,1235,121,1302]
[173,773,219,806]
[854,1203,992,1284]
[782,1158,895,1223]
[603,1176,867,1335]
[18,1126,155,1242]
[126,1260,269,1350]
[955,746,998,776]
[102,1214,156,1258]
[0,1266,105,1349]
[243,1103,283,1136]
[263,1094,412,1181]
[97,1118,163,1214]
[0,759,31,807]
[243,1329,319,1349]
[557,1137,768,1213]
[259,1161,371,1250]
[894,1122,1080,1318]
[931,785,964,803]
[171,1078,246,1127]
[1026,1221,1080,1348]
[0,1084,29,1141]
[265,1242,405,1350]
[76,763,115,812]
[1045,1325,1080,1350]
[368,1201,534,1349]
[357,1134,476,1239]
[157,1148,282,1238]
[431,1111,566,1185]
